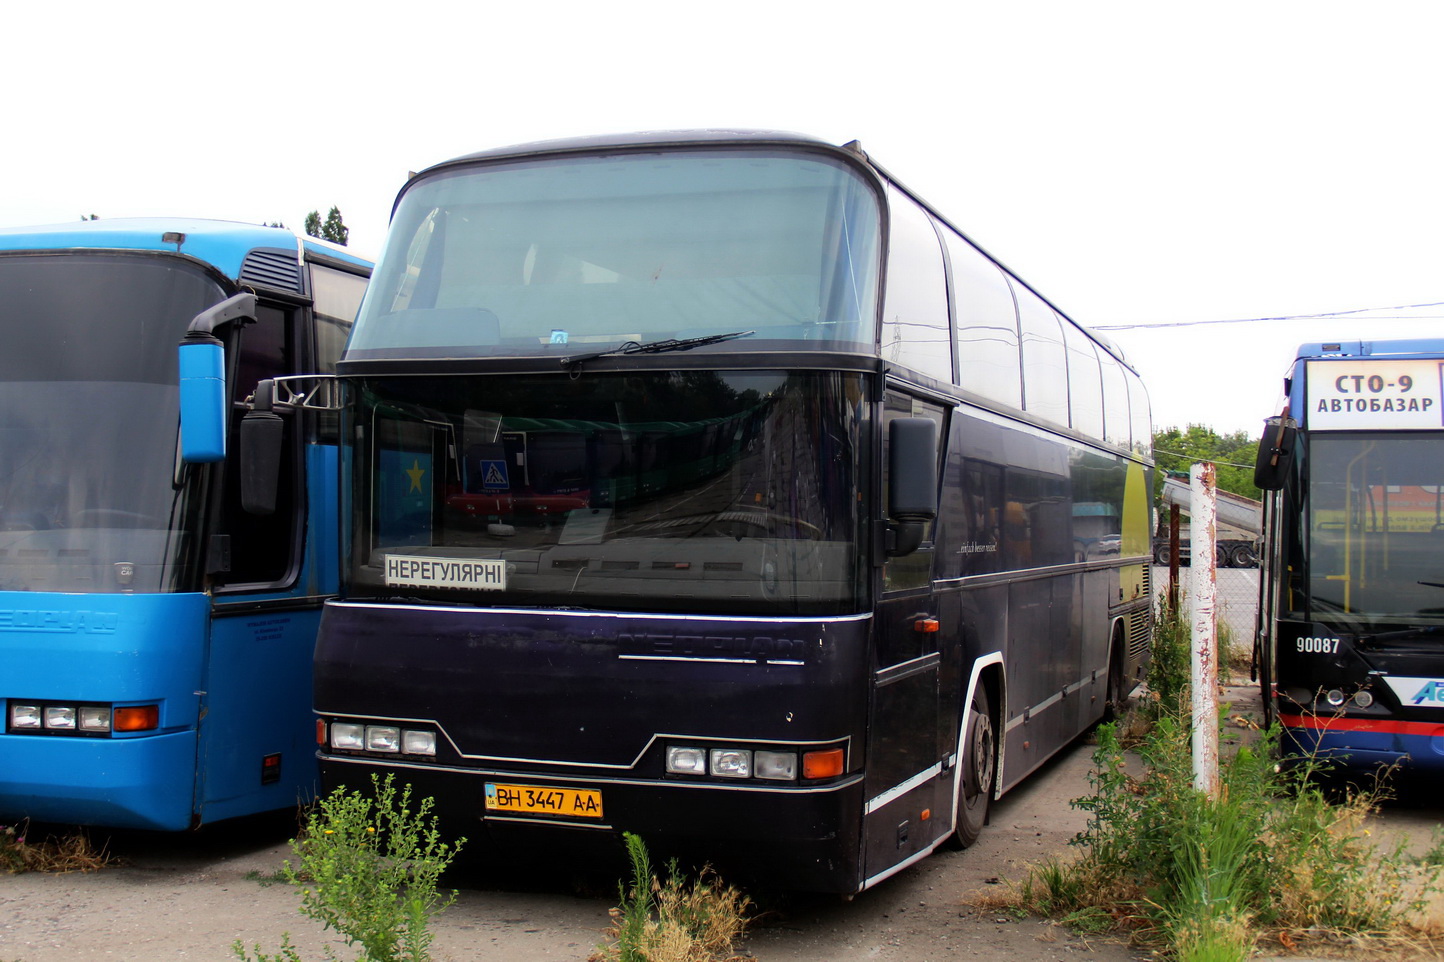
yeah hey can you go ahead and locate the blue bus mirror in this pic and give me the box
[178,335,227,462]
[1253,415,1296,491]
[240,380,285,515]
[178,293,257,464]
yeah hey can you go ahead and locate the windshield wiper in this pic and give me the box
[1354,625,1444,648]
[562,330,754,370]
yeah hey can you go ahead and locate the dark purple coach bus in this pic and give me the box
[310,131,1154,893]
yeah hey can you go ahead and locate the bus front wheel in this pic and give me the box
[951,685,995,848]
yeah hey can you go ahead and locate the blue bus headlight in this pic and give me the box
[710,748,752,779]
[9,704,41,729]
[79,707,112,732]
[45,706,77,730]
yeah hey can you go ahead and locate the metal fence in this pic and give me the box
[1153,563,1260,670]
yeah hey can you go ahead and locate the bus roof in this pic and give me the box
[402,129,1135,372]
[0,217,371,284]
[1296,338,1444,360]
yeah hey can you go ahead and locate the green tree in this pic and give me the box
[304,206,349,246]
[1151,424,1261,502]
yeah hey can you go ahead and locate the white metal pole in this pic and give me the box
[1190,462,1220,797]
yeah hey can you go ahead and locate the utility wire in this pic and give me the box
[1092,300,1444,331]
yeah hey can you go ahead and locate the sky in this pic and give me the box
[6,1,1443,437]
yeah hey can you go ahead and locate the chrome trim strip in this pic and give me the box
[482,815,614,831]
[326,601,873,626]
[864,763,942,814]
[617,655,805,666]
[875,651,941,687]
[862,837,949,891]
[321,753,865,795]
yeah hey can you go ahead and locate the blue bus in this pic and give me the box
[304,131,1154,892]
[0,219,370,830]
[1256,338,1444,773]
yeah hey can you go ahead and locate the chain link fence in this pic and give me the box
[1153,562,1260,677]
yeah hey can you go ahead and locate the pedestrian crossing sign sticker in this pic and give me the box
[481,460,509,489]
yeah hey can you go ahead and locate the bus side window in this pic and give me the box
[943,228,1021,408]
[1099,353,1131,451]
[1063,320,1103,439]
[1016,288,1069,427]
[880,187,952,384]
[216,303,298,588]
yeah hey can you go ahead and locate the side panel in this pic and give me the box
[0,592,210,830]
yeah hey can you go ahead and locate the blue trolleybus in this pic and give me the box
[1256,339,1444,773]
[309,131,1154,892]
[0,219,370,830]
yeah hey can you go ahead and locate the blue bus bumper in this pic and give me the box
[0,730,199,830]
[1282,722,1444,773]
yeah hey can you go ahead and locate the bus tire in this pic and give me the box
[1103,630,1127,722]
[951,684,995,849]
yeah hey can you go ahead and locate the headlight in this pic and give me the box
[666,746,708,775]
[709,748,752,779]
[79,707,112,732]
[45,706,77,729]
[9,704,41,729]
[366,726,401,752]
[754,750,797,781]
[331,722,365,750]
[402,730,437,756]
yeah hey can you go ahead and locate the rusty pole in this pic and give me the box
[1190,462,1219,797]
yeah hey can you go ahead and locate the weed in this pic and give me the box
[235,774,464,962]
[1001,590,1444,960]
[0,820,111,874]
[590,832,752,962]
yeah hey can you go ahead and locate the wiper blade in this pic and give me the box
[562,330,754,369]
[1355,625,1444,647]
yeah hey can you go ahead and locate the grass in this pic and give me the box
[589,833,752,962]
[235,774,465,962]
[1000,595,1444,961]
[0,820,112,873]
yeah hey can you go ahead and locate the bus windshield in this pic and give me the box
[1307,433,1444,627]
[346,370,870,615]
[346,149,881,360]
[0,253,218,592]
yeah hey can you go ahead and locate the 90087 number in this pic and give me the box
[1296,637,1341,654]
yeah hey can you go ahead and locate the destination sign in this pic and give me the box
[1306,359,1444,431]
[384,554,506,590]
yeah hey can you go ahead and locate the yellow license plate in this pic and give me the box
[484,782,603,818]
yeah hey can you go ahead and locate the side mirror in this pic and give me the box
[177,292,256,463]
[887,417,938,556]
[239,380,285,516]
[1253,415,1297,491]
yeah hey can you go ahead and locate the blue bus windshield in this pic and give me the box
[1305,433,1444,626]
[0,252,217,592]
[346,149,881,360]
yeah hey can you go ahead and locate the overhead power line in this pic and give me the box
[1091,300,1444,331]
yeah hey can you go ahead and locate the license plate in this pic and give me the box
[484,782,603,818]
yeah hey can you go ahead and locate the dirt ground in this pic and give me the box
[0,734,1145,962]
[7,678,1441,961]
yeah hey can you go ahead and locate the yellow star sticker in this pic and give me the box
[406,459,425,493]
